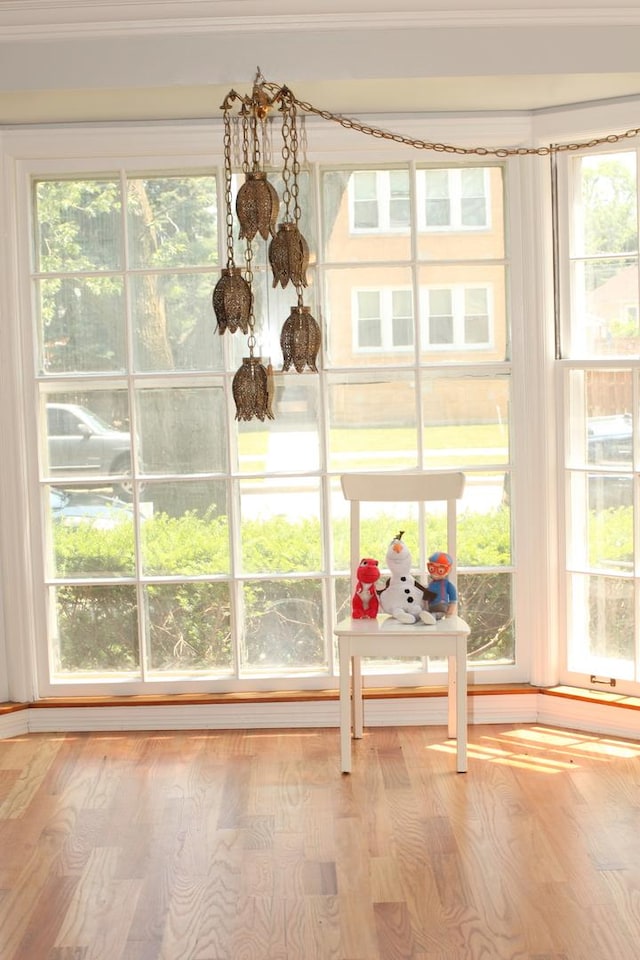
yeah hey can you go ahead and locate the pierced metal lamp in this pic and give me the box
[213,71,321,421]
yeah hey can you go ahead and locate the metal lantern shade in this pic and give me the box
[269,222,309,289]
[280,306,321,373]
[235,171,280,241]
[232,356,275,421]
[212,267,252,334]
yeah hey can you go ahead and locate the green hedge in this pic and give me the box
[54,503,631,673]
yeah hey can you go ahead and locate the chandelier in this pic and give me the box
[213,71,640,422]
[213,70,321,422]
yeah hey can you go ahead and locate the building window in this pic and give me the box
[349,170,410,232]
[354,288,414,351]
[419,167,489,230]
[424,286,491,348]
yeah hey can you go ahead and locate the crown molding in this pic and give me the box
[3,1,640,41]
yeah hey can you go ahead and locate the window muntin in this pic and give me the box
[31,158,515,691]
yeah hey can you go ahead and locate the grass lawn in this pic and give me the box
[239,424,508,458]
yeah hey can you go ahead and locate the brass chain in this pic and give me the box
[260,80,640,157]
[289,98,302,228]
[222,108,235,267]
[250,113,260,172]
[244,236,256,355]
[280,104,292,220]
[240,108,250,175]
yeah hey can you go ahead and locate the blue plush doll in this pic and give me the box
[426,551,458,619]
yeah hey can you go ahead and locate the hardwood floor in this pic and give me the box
[1,723,639,960]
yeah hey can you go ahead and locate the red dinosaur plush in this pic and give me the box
[351,557,381,619]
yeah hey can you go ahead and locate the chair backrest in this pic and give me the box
[340,471,465,590]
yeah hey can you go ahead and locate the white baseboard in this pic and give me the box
[0,692,638,740]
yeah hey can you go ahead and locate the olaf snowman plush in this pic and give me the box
[378,531,437,625]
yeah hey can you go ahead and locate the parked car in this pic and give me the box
[587,413,632,464]
[50,488,135,529]
[47,402,136,500]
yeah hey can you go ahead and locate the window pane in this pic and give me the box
[35,179,122,273]
[145,582,232,674]
[571,257,640,357]
[567,368,632,468]
[392,315,413,347]
[577,153,637,258]
[422,375,510,467]
[322,169,411,262]
[52,584,139,676]
[38,277,126,375]
[464,315,490,344]
[567,573,635,680]
[132,272,223,372]
[429,315,453,344]
[418,165,503,259]
[43,390,133,493]
[461,168,487,227]
[461,571,514,664]
[139,479,230,576]
[137,387,227,476]
[324,265,414,365]
[352,171,379,229]
[567,471,633,573]
[420,264,505,360]
[237,379,321,475]
[127,176,218,269]
[238,481,323,573]
[389,170,410,228]
[241,578,326,673]
[327,374,418,472]
[49,486,136,579]
[357,290,382,347]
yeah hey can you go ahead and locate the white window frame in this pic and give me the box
[554,139,640,698]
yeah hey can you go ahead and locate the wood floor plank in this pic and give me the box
[1,723,640,959]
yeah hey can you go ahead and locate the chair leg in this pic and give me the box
[352,655,363,739]
[339,643,352,773]
[455,644,468,773]
[447,654,457,739]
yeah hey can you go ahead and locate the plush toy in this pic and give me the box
[377,531,436,625]
[351,557,381,619]
[426,551,458,619]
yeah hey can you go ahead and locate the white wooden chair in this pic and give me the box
[334,471,470,773]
